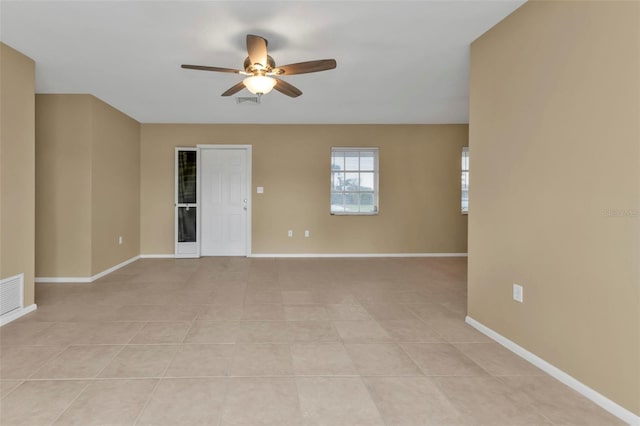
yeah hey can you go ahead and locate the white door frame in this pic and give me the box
[197,144,252,256]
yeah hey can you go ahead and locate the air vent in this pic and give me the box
[1,273,23,317]
[236,96,261,105]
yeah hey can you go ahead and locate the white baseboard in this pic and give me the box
[138,253,469,259]
[34,277,92,283]
[0,304,37,326]
[465,316,640,425]
[35,255,140,284]
[250,253,468,258]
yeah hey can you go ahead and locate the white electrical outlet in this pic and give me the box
[287,230,293,237]
[118,236,123,245]
[513,283,523,303]
[304,230,310,237]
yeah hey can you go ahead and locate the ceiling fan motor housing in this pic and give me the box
[244,55,276,74]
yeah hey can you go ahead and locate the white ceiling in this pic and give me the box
[0,1,524,124]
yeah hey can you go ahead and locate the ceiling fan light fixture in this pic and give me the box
[243,75,276,95]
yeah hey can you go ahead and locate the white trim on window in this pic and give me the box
[330,147,379,215]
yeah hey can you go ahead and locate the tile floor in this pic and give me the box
[0,257,623,425]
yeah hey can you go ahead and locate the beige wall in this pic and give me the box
[36,95,93,277]
[468,0,639,416]
[90,97,140,274]
[35,94,140,278]
[141,124,468,255]
[0,43,36,306]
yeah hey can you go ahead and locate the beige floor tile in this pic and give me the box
[391,291,433,305]
[0,380,88,426]
[0,346,64,379]
[221,377,302,425]
[433,376,551,425]
[165,344,234,377]
[454,342,543,376]
[74,321,145,344]
[315,292,359,305]
[228,344,294,376]
[31,345,122,379]
[210,289,246,306]
[53,379,157,425]
[17,304,79,322]
[378,319,444,342]
[408,302,462,321]
[422,316,492,343]
[288,321,341,342]
[129,322,191,344]
[236,321,294,343]
[184,321,239,343]
[279,279,315,291]
[198,304,244,320]
[364,376,464,425]
[27,322,93,346]
[500,375,626,425]
[0,380,23,398]
[401,343,488,376]
[242,304,285,320]
[284,305,329,321]
[291,342,357,376]
[345,343,422,376]
[296,377,385,426]
[128,289,175,305]
[332,320,392,342]
[0,321,54,346]
[438,298,467,316]
[352,290,396,305]
[248,272,279,284]
[244,289,282,305]
[362,303,420,320]
[137,378,227,425]
[324,303,372,320]
[165,290,217,305]
[282,290,319,305]
[69,304,121,322]
[113,305,201,322]
[99,345,178,378]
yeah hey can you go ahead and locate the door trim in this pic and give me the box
[197,144,252,257]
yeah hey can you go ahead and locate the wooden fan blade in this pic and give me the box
[246,34,268,68]
[273,78,302,98]
[182,64,242,74]
[272,59,336,75]
[221,81,246,96]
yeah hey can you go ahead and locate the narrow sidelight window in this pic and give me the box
[461,147,469,214]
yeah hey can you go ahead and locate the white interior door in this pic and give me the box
[200,147,251,256]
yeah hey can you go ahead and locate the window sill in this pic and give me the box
[331,212,379,216]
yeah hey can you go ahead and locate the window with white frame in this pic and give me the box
[331,147,379,215]
[461,147,469,213]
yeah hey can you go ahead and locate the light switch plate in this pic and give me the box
[513,284,523,303]
[257,187,264,194]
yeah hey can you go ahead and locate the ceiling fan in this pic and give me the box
[182,34,336,98]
